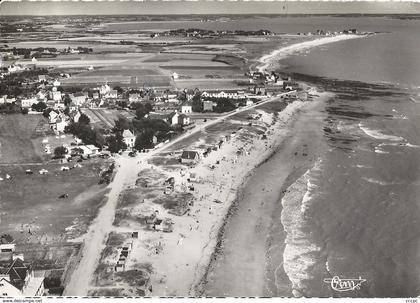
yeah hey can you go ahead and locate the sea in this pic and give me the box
[275,17,420,297]
[165,16,420,297]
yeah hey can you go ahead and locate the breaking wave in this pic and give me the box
[280,160,323,297]
[359,123,405,142]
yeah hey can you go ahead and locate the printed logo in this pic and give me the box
[323,276,366,292]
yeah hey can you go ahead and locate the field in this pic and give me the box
[0,116,111,242]
[0,160,111,243]
[0,114,49,164]
[82,108,135,129]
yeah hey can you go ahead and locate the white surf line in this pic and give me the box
[257,34,363,73]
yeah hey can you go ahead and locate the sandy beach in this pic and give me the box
[257,34,363,72]
[200,93,331,297]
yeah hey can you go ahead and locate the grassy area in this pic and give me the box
[0,160,111,243]
[0,114,48,164]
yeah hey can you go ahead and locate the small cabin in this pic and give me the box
[180,151,200,164]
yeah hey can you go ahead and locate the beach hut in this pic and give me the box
[162,218,174,233]
[114,264,125,272]
[164,177,175,186]
[38,169,48,175]
[180,151,200,164]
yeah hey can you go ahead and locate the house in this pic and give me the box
[237,91,246,99]
[178,114,190,126]
[67,101,77,112]
[53,79,61,87]
[0,258,44,296]
[49,111,59,123]
[55,120,68,133]
[38,75,46,83]
[122,129,136,148]
[254,86,266,95]
[21,98,38,109]
[246,100,254,106]
[168,112,180,126]
[181,105,192,114]
[73,111,81,123]
[128,93,140,103]
[78,145,93,156]
[107,90,118,99]
[36,91,47,101]
[52,90,62,102]
[180,151,200,164]
[53,102,65,111]
[203,100,214,112]
[71,92,86,106]
[50,116,68,133]
[5,97,16,104]
[86,145,99,156]
[0,237,15,253]
[100,84,111,96]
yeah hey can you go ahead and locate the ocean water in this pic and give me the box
[275,18,420,297]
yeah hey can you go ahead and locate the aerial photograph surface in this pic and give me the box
[0,0,420,299]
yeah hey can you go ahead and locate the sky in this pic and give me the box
[0,1,419,16]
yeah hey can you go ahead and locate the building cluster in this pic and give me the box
[297,28,359,36]
[151,28,273,39]
[0,239,44,296]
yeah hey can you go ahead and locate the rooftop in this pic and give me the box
[122,129,135,138]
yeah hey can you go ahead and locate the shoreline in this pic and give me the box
[257,34,364,73]
[199,93,331,297]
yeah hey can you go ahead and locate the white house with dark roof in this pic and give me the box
[52,90,62,102]
[107,90,118,99]
[0,258,44,296]
[181,104,192,114]
[21,97,38,109]
[71,92,86,106]
[178,114,190,126]
[180,151,200,164]
[128,93,140,103]
[122,129,136,148]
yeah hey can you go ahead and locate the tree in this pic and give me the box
[106,133,126,153]
[113,86,123,95]
[134,129,155,150]
[94,129,106,148]
[144,102,153,113]
[78,113,90,125]
[113,116,130,133]
[21,108,29,115]
[43,108,54,118]
[32,101,47,112]
[0,234,13,243]
[192,93,203,112]
[135,105,147,119]
[132,118,170,134]
[54,146,67,158]
[63,94,72,107]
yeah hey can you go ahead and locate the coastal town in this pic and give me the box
[0,13,365,297]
